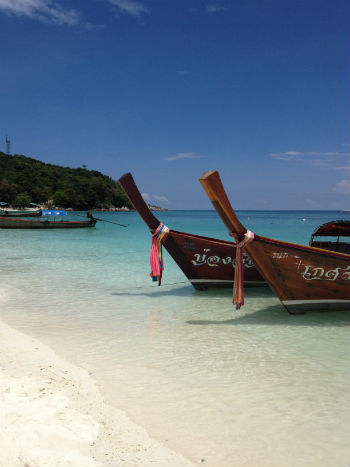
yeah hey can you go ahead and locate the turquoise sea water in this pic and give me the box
[0,210,349,466]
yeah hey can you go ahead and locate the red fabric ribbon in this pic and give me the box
[150,223,170,285]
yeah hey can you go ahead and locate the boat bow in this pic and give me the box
[199,170,350,314]
[118,172,265,290]
[118,173,160,231]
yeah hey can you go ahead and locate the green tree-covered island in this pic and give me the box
[0,152,132,210]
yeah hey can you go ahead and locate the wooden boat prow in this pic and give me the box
[118,172,265,289]
[200,170,350,314]
[118,173,160,230]
[200,171,246,238]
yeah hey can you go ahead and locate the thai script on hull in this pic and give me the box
[192,249,254,268]
[295,260,350,281]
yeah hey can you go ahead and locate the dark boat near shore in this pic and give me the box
[118,172,265,289]
[199,170,350,314]
[0,209,41,217]
[0,202,41,217]
[0,211,97,229]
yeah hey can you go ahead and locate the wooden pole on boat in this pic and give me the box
[199,170,255,308]
[118,173,160,231]
[199,171,246,240]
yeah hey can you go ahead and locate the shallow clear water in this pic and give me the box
[1,210,349,466]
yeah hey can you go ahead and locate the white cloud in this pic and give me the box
[206,5,226,13]
[142,192,168,204]
[270,152,302,161]
[153,194,168,203]
[333,179,350,194]
[284,151,302,156]
[270,150,349,168]
[270,151,349,159]
[0,0,80,25]
[164,152,202,161]
[108,0,149,17]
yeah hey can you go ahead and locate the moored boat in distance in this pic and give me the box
[309,220,350,254]
[0,210,97,229]
[0,204,41,217]
[199,170,350,314]
[118,172,266,289]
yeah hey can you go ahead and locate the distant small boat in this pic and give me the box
[199,170,350,314]
[310,220,350,254]
[118,172,265,289]
[0,207,41,217]
[0,210,96,229]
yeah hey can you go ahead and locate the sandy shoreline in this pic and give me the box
[0,318,193,467]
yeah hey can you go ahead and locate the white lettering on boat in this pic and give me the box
[295,260,350,281]
[341,267,350,280]
[192,250,254,268]
[272,252,289,259]
[192,249,211,266]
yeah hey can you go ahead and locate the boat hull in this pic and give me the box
[199,170,350,314]
[251,236,350,313]
[162,230,265,289]
[118,173,265,289]
[0,217,96,228]
[0,209,40,217]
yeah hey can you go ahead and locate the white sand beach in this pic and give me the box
[0,317,193,467]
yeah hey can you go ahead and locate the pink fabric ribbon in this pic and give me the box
[150,223,170,285]
[233,230,254,309]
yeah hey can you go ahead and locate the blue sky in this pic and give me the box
[0,0,349,209]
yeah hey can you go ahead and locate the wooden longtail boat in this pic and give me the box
[118,173,265,289]
[0,208,41,217]
[199,170,350,314]
[0,214,96,229]
[309,220,350,254]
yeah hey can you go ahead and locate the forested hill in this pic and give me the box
[0,152,131,210]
